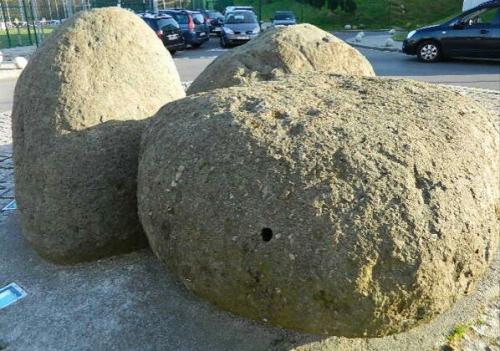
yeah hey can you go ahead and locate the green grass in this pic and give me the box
[0,27,54,49]
[446,323,472,344]
[392,31,408,41]
[237,0,463,30]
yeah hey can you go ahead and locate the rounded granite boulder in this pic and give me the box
[186,24,375,94]
[138,73,499,337]
[12,7,185,263]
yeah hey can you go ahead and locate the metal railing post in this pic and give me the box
[0,0,13,48]
[30,0,40,46]
[21,0,33,45]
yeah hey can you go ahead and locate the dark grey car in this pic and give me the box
[403,0,500,62]
[220,11,260,47]
[271,11,297,26]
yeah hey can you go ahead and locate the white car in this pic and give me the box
[224,6,255,15]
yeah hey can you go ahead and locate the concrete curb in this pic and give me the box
[346,40,403,52]
[0,67,22,80]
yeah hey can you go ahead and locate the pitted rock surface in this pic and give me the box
[187,24,375,94]
[12,7,185,263]
[139,73,499,337]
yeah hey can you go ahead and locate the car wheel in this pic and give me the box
[169,50,176,56]
[417,41,441,63]
[191,43,202,49]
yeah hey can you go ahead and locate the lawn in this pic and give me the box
[238,0,463,30]
[0,27,54,49]
[392,31,408,41]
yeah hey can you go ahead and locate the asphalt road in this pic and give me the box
[1,33,499,111]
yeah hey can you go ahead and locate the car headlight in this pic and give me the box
[407,30,417,39]
[252,27,260,34]
[224,27,234,34]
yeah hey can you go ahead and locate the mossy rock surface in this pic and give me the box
[12,7,185,264]
[138,73,499,337]
[187,24,375,95]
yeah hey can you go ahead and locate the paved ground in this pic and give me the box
[0,35,499,351]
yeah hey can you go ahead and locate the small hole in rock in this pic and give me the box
[261,228,273,242]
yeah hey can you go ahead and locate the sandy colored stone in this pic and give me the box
[187,24,375,94]
[138,73,499,337]
[12,7,185,264]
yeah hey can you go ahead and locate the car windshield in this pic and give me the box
[208,11,223,19]
[171,14,188,24]
[225,12,257,24]
[274,13,294,20]
[158,18,179,29]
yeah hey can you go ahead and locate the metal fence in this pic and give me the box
[0,0,88,48]
[0,0,214,48]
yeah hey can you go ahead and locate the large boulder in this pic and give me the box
[138,73,499,337]
[12,7,185,264]
[187,24,375,94]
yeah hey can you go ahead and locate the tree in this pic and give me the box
[326,0,340,11]
[342,0,356,14]
[325,0,357,14]
[303,0,356,13]
[308,0,325,9]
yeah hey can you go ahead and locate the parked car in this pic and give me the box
[220,10,260,47]
[160,9,209,48]
[403,0,500,62]
[224,6,256,15]
[200,9,224,35]
[138,13,185,54]
[271,11,297,26]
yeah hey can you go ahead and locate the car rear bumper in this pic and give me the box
[166,41,186,51]
[402,39,418,55]
[184,31,210,44]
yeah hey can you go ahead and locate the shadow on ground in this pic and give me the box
[1,210,498,351]
[0,213,323,351]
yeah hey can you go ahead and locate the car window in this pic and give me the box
[158,18,179,29]
[478,7,500,24]
[225,12,257,24]
[192,13,205,25]
[274,13,294,20]
[172,14,188,24]
[461,6,499,25]
[208,11,223,19]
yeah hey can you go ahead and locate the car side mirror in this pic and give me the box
[453,22,465,29]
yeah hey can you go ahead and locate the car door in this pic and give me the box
[465,6,500,58]
[443,5,500,58]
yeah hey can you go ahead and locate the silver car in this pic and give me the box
[220,11,261,47]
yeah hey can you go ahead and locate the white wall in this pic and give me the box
[463,0,489,11]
